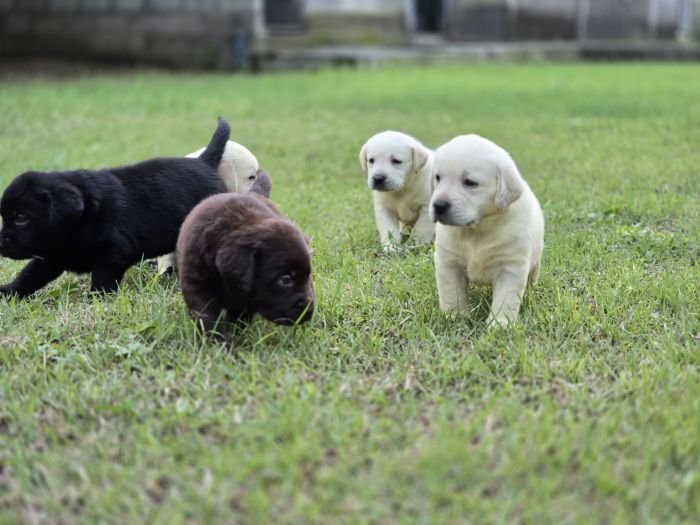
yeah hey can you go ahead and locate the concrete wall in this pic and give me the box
[694,0,700,39]
[301,0,407,46]
[0,0,258,69]
[442,0,685,42]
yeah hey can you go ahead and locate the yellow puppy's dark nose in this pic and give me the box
[432,199,451,216]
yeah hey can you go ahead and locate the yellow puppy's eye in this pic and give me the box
[435,174,441,182]
[391,158,402,165]
[463,179,478,188]
[369,158,375,165]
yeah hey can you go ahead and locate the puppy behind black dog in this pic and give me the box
[176,170,314,335]
[0,118,230,297]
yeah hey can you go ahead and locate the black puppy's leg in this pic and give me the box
[90,266,127,293]
[0,259,64,298]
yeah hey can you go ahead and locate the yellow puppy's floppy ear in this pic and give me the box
[412,144,429,173]
[495,161,525,210]
[358,143,369,173]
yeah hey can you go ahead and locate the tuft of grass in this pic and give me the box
[0,63,699,524]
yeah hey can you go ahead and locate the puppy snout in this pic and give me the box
[295,298,314,322]
[372,174,387,185]
[432,199,451,216]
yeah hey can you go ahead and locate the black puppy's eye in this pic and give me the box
[464,179,478,188]
[368,158,375,165]
[15,213,29,225]
[277,274,294,288]
[391,159,402,165]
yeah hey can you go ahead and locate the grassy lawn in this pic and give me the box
[0,63,698,524]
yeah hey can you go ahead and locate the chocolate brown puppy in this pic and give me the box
[176,171,314,334]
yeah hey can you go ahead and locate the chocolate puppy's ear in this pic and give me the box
[215,241,255,295]
[249,169,272,198]
[47,184,84,225]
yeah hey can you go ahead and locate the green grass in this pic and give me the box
[0,63,699,524]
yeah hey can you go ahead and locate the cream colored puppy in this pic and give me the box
[430,135,544,326]
[359,131,434,250]
[156,140,260,274]
[186,140,259,193]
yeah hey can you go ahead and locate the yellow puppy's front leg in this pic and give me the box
[488,267,528,327]
[412,206,436,246]
[435,248,469,314]
[373,197,401,252]
[157,253,177,274]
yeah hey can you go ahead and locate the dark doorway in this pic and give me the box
[264,0,303,28]
[415,0,444,33]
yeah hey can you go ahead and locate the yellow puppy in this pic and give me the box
[430,135,544,326]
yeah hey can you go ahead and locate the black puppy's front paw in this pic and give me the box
[90,267,126,294]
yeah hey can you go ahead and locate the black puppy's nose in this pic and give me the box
[372,174,387,185]
[432,199,451,215]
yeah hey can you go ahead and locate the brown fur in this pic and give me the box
[176,188,314,336]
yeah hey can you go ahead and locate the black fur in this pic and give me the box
[0,118,230,297]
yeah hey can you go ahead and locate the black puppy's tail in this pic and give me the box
[249,169,272,199]
[199,117,231,168]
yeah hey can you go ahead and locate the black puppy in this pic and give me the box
[0,118,230,297]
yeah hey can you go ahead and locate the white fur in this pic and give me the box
[186,140,259,193]
[156,140,260,274]
[359,131,435,251]
[430,135,544,326]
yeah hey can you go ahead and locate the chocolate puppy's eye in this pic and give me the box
[463,179,478,188]
[277,274,294,288]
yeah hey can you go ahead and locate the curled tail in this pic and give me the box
[199,117,231,168]
[248,169,272,198]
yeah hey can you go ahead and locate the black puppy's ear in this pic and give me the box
[46,184,84,225]
[215,240,255,295]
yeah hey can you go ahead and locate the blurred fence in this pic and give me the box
[0,0,698,69]
[575,0,692,41]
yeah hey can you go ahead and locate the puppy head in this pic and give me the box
[359,131,430,192]
[216,219,314,325]
[429,135,524,227]
[187,140,260,193]
[0,171,84,259]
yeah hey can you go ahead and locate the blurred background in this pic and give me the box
[1,0,698,71]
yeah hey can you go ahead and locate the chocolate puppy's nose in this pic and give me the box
[372,174,387,184]
[432,199,451,215]
[296,299,314,322]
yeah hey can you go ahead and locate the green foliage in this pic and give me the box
[0,63,698,524]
